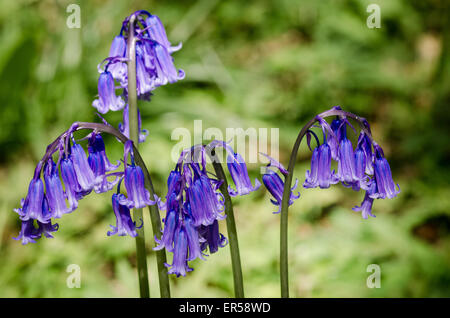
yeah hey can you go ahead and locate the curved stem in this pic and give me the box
[279,107,374,298]
[207,147,244,298]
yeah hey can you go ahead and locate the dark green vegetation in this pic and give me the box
[0,0,449,297]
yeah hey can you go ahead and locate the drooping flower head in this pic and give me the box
[95,10,185,110]
[155,141,242,277]
[264,106,400,220]
[13,123,141,243]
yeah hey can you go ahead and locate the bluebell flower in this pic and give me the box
[15,177,50,224]
[107,35,127,84]
[165,225,193,277]
[336,121,358,185]
[37,218,59,238]
[135,45,155,97]
[13,220,40,245]
[187,171,225,227]
[151,41,185,87]
[145,14,182,53]
[303,142,339,189]
[44,160,71,218]
[60,156,83,211]
[184,214,206,261]
[92,71,125,114]
[88,132,121,193]
[329,117,341,160]
[370,145,400,199]
[352,182,376,219]
[154,205,178,252]
[118,104,149,144]
[120,141,155,209]
[156,143,233,276]
[352,142,371,191]
[227,152,261,196]
[70,140,96,193]
[356,131,374,175]
[262,169,300,214]
[108,193,142,237]
[120,164,154,209]
[198,220,228,254]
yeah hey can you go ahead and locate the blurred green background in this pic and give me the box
[0,0,449,297]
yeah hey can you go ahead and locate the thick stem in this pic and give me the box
[209,148,244,298]
[279,108,374,298]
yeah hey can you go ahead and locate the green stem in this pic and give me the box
[279,108,374,298]
[209,148,244,298]
[132,151,171,298]
[126,14,150,299]
[126,14,171,298]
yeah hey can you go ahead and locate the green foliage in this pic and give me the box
[0,0,449,297]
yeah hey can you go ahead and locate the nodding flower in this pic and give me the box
[370,145,400,199]
[88,132,121,193]
[70,139,96,193]
[304,118,339,189]
[144,14,182,53]
[353,181,376,219]
[261,154,300,214]
[92,71,125,114]
[15,175,50,224]
[336,120,359,185]
[166,225,193,277]
[198,220,228,254]
[13,220,40,245]
[187,169,225,227]
[60,155,83,211]
[44,160,72,218]
[108,192,142,237]
[107,35,127,85]
[227,152,261,197]
[119,141,155,209]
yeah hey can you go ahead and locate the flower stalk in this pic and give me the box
[125,14,151,299]
[209,148,245,298]
[279,107,374,298]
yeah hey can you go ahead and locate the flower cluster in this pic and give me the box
[302,107,400,219]
[92,10,184,114]
[13,125,155,244]
[155,141,259,277]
